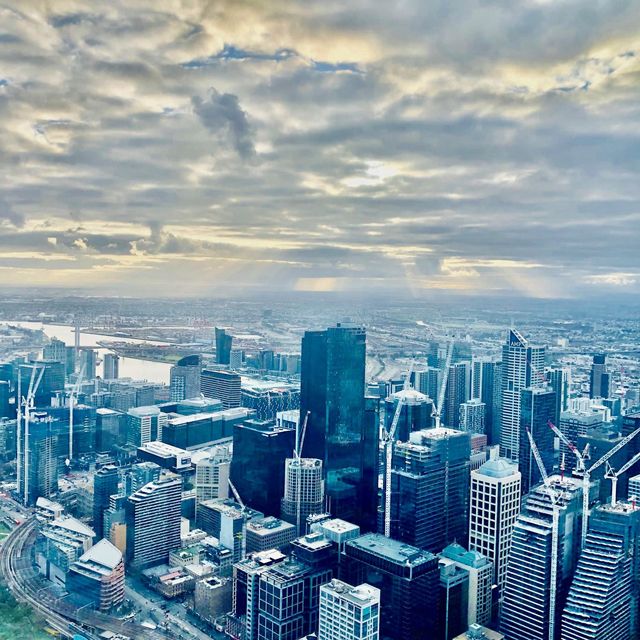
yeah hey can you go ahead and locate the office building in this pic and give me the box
[300,324,377,530]
[628,474,640,500]
[500,476,583,640]
[17,411,58,505]
[383,388,434,442]
[343,533,439,640]
[460,399,486,434]
[96,408,124,452]
[590,353,612,399]
[439,560,470,640]
[19,361,65,406]
[389,428,470,554]
[194,575,233,624]
[170,354,202,402]
[245,516,297,554]
[230,419,295,518]
[469,457,521,592]
[103,353,120,380]
[454,625,505,640]
[43,337,67,365]
[0,380,11,418]
[414,367,440,401]
[176,396,223,415]
[444,362,471,429]
[215,327,233,365]
[124,461,161,495]
[137,441,192,474]
[79,348,97,380]
[281,458,325,533]
[519,387,556,494]
[561,501,640,640]
[93,464,119,540]
[67,539,125,612]
[318,579,380,640]
[126,405,167,447]
[125,473,182,568]
[201,369,241,409]
[547,367,570,427]
[500,329,545,461]
[241,384,300,422]
[195,444,231,509]
[559,409,604,473]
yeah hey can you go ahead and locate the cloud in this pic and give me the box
[192,89,256,159]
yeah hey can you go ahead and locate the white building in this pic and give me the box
[319,579,380,640]
[469,456,521,591]
[194,445,231,508]
[281,457,324,534]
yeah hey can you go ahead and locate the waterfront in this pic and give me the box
[2,321,171,384]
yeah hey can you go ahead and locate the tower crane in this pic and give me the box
[579,424,640,548]
[548,420,586,474]
[292,410,311,535]
[382,361,414,538]
[228,478,248,560]
[67,363,86,469]
[20,364,45,506]
[526,429,560,640]
[604,449,640,507]
[432,338,454,429]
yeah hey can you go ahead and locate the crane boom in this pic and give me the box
[587,425,640,474]
[527,429,550,487]
[548,420,584,472]
[433,338,454,428]
[228,478,245,511]
[614,450,640,478]
[295,410,310,459]
[227,478,247,560]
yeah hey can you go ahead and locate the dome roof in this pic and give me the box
[478,458,518,478]
[389,388,430,404]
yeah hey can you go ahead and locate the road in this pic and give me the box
[0,517,170,640]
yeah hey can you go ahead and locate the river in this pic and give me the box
[2,321,171,385]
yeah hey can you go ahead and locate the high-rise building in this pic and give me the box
[547,367,570,427]
[519,387,556,494]
[201,369,241,409]
[0,381,11,418]
[300,324,377,530]
[125,473,182,568]
[343,533,440,640]
[195,444,231,510]
[439,560,470,640]
[440,543,493,628]
[43,338,67,365]
[559,409,604,474]
[469,457,521,592]
[67,539,125,612]
[444,362,471,429]
[589,354,612,399]
[460,399,486,434]
[561,501,640,640]
[245,516,297,554]
[383,388,434,442]
[318,579,380,640]
[215,328,233,365]
[169,354,202,402]
[93,464,119,540]
[500,329,545,461]
[79,348,97,380]
[389,428,470,553]
[124,461,161,496]
[95,408,124,452]
[414,367,440,400]
[102,353,120,380]
[241,385,300,422]
[19,361,65,407]
[500,476,583,640]
[281,458,324,533]
[126,405,167,447]
[230,420,295,517]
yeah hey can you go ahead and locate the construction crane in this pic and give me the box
[605,450,640,507]
[432,338,454,429]
[526,429,560,640]
[67,363,86,469]
[579,424,640,548]
[20,364,45,506]
[228,478,248,560]
[382,362,414,538]
[292,410,311,535]
[548,420,586,474]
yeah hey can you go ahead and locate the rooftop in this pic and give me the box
[347,533,435,567]
[78,539,122,570]
[321,579,379,605]
[476,458,519,479]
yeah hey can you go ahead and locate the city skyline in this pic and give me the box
[0,1,639,297]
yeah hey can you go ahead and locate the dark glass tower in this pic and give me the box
[300,324,376,530]
[590,353,612,399]
[215,328,233,365]
[93,464,119,540]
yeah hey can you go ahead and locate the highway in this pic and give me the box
[0,517,171,640]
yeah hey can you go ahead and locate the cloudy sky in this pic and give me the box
[1,1,639,297]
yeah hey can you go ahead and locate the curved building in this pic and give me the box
[384,388,434,443]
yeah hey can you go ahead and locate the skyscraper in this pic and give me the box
[126,405,167,447]
[215,327,233,365]
[79,348,97,380]
[201,369,241,408]
[300,324,377,530]
[93,464,119,540]
[195,444,231,511]
[500,329,545,461]
[519,387,556,494]
[229,419,295,517]
[469,457,521,592]
[383,388,434,442]
[103,353,120,380]
[547,367,570,427]
[561,501,640,640]
[318,579,380,640]
[444,362,471,429]
[125,473,182,568]
[169,354,202,401]
[281,458,325,533]
[500,476,583,640]
[589,353,612,399]
[389,428,471,554]
[459,399,486,434]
